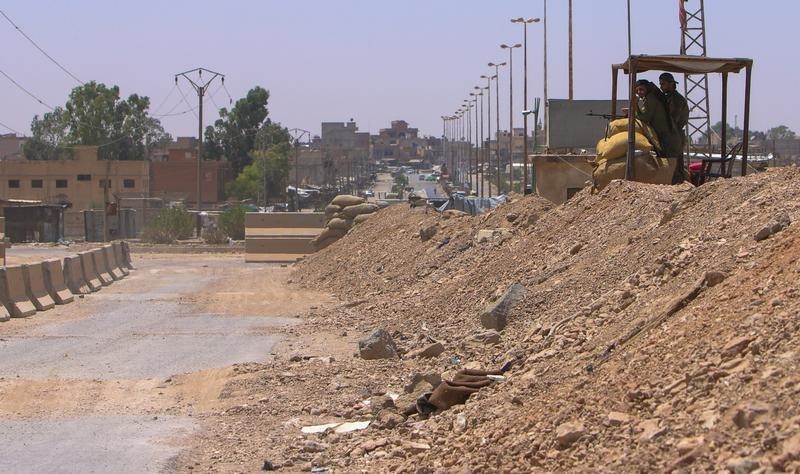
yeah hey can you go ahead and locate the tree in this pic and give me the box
[23,81,171,160]
[766,125,796,140]
[204,86,283,173]
[225,143,290,201]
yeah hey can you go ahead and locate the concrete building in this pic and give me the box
[0,145,149,236]
[149,137,228,205]
[371,120,428,163]
[0,134,26,161]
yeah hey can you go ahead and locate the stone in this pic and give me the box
[555,421,585,448]
[754,212,791,241]
[407,342,445,359]
[724,457,760,474]
[420,225,438,242]
[453,414,468,433]
[376,409,405,429]
[638,419,666,441]
[721,336,754,359]
[606,411,631,426]
[301,441,329,453]
[469,330,501,345]
[442,210,469,219]
[704,271,727,287]
[358,438,389,454]
[401,441,431,453]
[569,243,583,255]
[772,432,800,470]
[358,329,398,360]
[479,283,526,331]
[676,436,705,454]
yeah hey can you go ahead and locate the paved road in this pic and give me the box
[0,256,290,473]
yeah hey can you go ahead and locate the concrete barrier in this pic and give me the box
[0,265,37,317]
[0,302,9,322]
[22,262,56,311]
[112,242,130,276]
[78,251,103,292]
[120,241,135,270]
[42,259,75,305]
[63,255,91,294]
[103,245,125,280]
[91,248,113,286]
[244,212,325,263]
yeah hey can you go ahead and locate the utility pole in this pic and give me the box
[289,128,310,210]
[175,67,224,236]
[568,0,574,100]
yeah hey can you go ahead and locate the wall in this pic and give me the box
[532,154,595,204]
[150,159,225,204]
[548,99,626,150]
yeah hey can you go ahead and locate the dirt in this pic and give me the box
[175,168,800,472]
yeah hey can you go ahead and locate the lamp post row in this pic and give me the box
[442,16,541,198]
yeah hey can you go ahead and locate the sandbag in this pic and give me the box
[331,194,364,207]
[324,204,342,218]
[316,226,348,242]
[353,213,372,224]
[592,153,677,191]
[607,119,662,151]
[341,203,379,219]
[596,132,653,162]
[328,217,353,231]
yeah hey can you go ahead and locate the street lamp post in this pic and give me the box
[463,99,473,192]
[500,43,521,192]
[543,0,549,149]
[511,17,541,195]
[480,75,495,196]
[469,93,479,195]
[488,62,506,194]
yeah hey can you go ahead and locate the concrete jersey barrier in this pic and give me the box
[91,248,113,286]
[112,242,130,276]
[78,251,103,292]
[0,265,37,317]
[120,241,135,270]
[63,255,91,294]
[103,245,125,280]
[42,259,75,305]
[22,262,56,311]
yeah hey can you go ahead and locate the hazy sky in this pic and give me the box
[1,1,796,140]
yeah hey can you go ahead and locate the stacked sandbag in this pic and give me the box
[592,118,671,191]
[311,195,381,250]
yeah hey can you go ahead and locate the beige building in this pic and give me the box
[0,145,149,236]
[531,154,594,204]
[0,134,26,161]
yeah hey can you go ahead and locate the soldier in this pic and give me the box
[659,72,690,183]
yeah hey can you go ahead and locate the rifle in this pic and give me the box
[586,111,626,139]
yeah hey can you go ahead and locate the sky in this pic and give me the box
[1,1,797,141]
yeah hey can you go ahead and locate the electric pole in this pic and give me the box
[175,67,224,236]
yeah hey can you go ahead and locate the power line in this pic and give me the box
[0,67,55,110]
[175,82,199,119]
[0,119,20,135]
[222,81,234,105]
[0,9,83,85]
[150,83,177,116]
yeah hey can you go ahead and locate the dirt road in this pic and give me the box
[0,251,332,472]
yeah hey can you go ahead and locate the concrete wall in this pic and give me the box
[548,99,627,150]
[150,159,225,204]
[532,155,595,204]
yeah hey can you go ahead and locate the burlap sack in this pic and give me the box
[331,194,364,207]
[316,226,348,242]
[353,214,372,224]
[592,153,677,191]
[324,204,342,219]
[341,203,379,219]
[327,217,353,231]
[596,132,653,162]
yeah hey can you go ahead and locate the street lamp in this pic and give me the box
[462,99,473,191]
[488,62,506,194]
[473,86,487,198]
[511,17,540,195]
[500,43,521,192]
[480,75,496,196]
[469,93,480,195]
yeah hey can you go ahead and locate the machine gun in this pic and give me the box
[586,110,627,139]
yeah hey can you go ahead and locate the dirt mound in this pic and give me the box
[187,169,799,472]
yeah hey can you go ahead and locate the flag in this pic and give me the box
[679,0,688,31]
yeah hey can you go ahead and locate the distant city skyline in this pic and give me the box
[1,1,796,141]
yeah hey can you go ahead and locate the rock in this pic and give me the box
[704,271,727,287]
[443,210,469,219]
[404,373,442,393]
[730,403,770,429]
[676,436,705,454]
[453,414,468,433]
[772,432,800,470]
[407,342,445,359]
[569,243,583,255]
[479,283,526,331]
[638,419,666,441]
[754,212,790,241]
[358,329,398,360]
[420,225,438,242]
[606,411,631,426]
[722,336,754,359]
[506,212,518,222]
[725,457,760,474]
[475,228,512,244]
[401,441,431,453]
[469,330,501,345]
[301,441,329,453]
[376,409,405,429]
[358,438,389,454]
[555,421,585,448]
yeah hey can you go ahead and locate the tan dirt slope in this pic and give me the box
[182,168,799,472]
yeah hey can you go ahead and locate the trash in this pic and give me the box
[301,420,371,434]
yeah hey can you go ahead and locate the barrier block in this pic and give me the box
[22,263,56,311]
[0,265,37,317]
[0,303,9,322]
[42,259,74,305]
[112,242,130,276]
[63,255,91,294]
[78,251,103,292]
[120,241,136,270]
[91,249,113,286]
[103,245,125,280]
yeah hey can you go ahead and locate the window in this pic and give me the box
[98,179,110,188]
[56,179,68,188]
[32,179,43,188]
[123,179,135,188]
[77,174,91,181]
[8,179,20,188]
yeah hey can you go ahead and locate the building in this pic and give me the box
[0,134,26,161]
[0,145,149,237]
[149,137,228,205]
[371,120,428,164]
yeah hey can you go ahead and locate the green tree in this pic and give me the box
[24,81,171,160]
[225,143,290,201]
[766,125,796,140]
[204,86,282,173]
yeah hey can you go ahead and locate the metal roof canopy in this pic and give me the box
[610,54,753,179]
